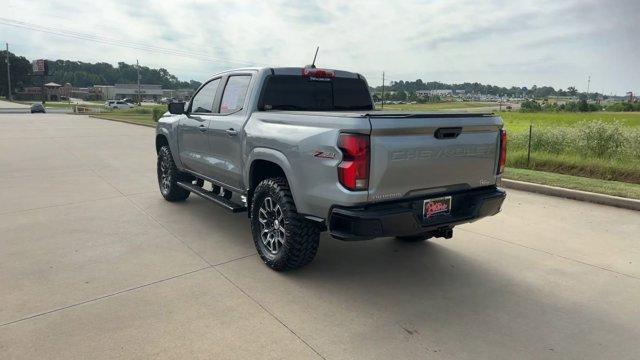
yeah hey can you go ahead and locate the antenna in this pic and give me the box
[310,46,319,68]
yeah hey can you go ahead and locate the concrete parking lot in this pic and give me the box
[1,113,639,359]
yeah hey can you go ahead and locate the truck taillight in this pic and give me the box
[302,68,335,78]
[338,133,369,191]
[498,129,507,174]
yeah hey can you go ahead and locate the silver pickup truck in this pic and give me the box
[155,67,506,271]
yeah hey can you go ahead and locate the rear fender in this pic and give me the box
[245,147,300,206]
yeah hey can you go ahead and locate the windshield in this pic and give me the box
[258,75,373,111]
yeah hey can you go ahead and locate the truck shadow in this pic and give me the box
[193,206,638,358]
[160,196,639,358]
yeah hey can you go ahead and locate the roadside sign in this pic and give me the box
[32,59,47,75]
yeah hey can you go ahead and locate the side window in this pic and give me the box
[220,75,251,114]
[191,78,220,113]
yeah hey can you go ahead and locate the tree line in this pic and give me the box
[0,51,202,97]
[371,79,586,99]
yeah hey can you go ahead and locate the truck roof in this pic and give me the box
[206,67,363,80]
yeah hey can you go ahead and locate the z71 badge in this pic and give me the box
[312,150,336,159]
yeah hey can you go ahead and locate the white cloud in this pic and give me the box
[2,0,638,94]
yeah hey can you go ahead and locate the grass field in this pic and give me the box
[498,111,640,184]
[504,167,640,200]
[499,111,640,132]
[91,113,157,127]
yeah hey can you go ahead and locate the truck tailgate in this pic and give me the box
[367,113,503,202]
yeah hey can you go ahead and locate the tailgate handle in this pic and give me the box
[434,127,462,139]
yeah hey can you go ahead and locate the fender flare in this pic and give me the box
[245,147,300,203]
[156,121,184,169]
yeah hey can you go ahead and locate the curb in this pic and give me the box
[501,179,640,211]
[89,115,155,128]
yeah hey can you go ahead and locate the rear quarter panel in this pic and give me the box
[244,112,371,218]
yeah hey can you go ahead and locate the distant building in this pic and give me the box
[416,89,453,98]
[15,82,69,101]
[16,82,194,102]
[93,84,194,101]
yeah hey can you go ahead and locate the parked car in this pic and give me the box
[30,103,46,113]
[155,67,507,271]
[104,100,116,108]
[108,101,134,109]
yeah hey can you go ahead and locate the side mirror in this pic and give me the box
[168,101,186,115]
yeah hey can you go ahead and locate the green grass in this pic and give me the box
[504,167,640,200]
[380,102,498,111]
[498,111,640,133]
[507,150,640,184]
[91,113,157,127]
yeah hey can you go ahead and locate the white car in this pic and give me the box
[108,100,134,109]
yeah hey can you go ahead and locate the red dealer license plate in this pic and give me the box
[423,196,452,219]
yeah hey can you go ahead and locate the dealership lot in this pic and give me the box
[1,113,639,359]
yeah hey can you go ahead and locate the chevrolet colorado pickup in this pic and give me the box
[155,67,506,271]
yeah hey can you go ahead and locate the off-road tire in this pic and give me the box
[250,178,320,271]
[157,145,191,202]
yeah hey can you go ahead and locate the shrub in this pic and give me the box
[605,102,640,112]
[152,107,165,122]
[542,103,559,112]
[622,131,640,159]
[509,128,572,154]
[575,120,625,158]
[520,100,542,112]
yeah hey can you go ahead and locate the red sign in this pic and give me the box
[32,59,46,74]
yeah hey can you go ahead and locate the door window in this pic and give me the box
[220,76,251,114]
[191,78,220,113]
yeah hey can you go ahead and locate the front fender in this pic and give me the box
[156,115,184,169]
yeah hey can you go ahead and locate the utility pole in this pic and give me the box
[381,71,385,110]
[136,59,141,105]
[586,75,591,96]
[5,43,11,101]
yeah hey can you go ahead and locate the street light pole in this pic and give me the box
[381,71,385,110]
[136,59,141,105]
[5,43,12,101]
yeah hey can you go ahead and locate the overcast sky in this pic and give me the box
[2,0,639,94]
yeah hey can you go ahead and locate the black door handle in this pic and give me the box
[225,128,238,136]
[434,127,462,139]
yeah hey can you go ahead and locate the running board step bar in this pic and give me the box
[176,181,247,213]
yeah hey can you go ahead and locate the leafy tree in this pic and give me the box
[0,51,34,96]
[567,86,578,96]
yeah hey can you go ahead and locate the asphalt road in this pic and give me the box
[1,113,639,359]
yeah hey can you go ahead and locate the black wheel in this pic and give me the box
[250,178,320,271]
[212,185,232,199]
[157,145,191,202]
[396,234,431,242]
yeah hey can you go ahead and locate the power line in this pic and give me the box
[0,17,264,67]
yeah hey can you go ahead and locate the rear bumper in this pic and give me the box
[328,186,506,240]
